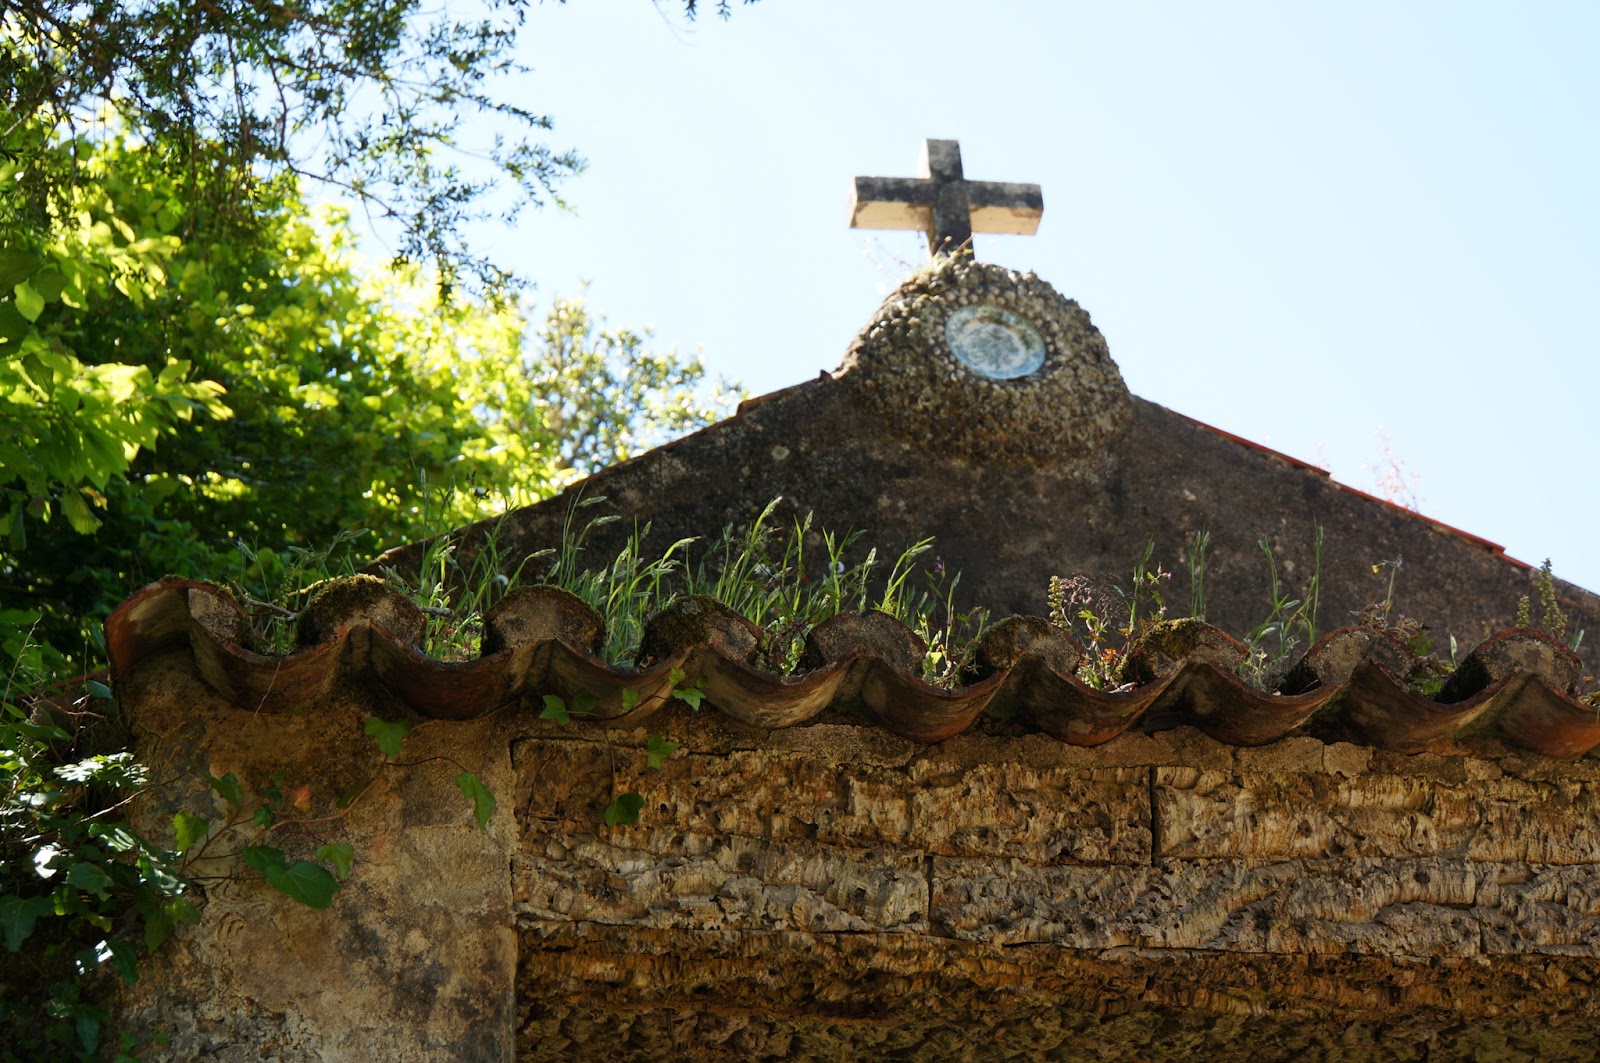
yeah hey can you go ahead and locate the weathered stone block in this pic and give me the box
[514,831,927,933]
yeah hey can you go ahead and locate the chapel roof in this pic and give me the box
[104,153,1600,759]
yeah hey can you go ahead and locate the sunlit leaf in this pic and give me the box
[171,811,208,854]
[316,843,355,879]
[364,717,412,757]
[264,861,340,909]
[455,772,495,830]
[12,281,44,322]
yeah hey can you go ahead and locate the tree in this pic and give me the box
[0,128,735,667]
[2,0,756,293]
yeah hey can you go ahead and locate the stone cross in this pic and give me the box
[849,139,1043,258]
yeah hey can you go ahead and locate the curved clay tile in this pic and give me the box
[103,577,1600,759]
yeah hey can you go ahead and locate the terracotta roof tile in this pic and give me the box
[105,578,1599,759]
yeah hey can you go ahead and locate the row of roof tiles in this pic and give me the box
[104,577,1599,759]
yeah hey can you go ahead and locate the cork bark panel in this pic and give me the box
[515,923,1600,1062]
[930,856,1600,956]
[512,831,928,933]
[1156,761,1600,863]
[511,727,1149,864]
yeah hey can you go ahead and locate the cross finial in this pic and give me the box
[848,139,1043,259]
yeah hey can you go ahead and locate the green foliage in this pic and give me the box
[0,128,735,678]
[1186,528,1210,623]
[3,0,571,296]
[1237,527,1323,691]
[668,668,707,711]
[602,792,646,828]
[241,848,340,911]
[1048,542,1172,690]
[536,496,984,681]
[455,774,497,831]
[0,657,192,1060]
[316,844,356,881]
[1516,559,1583,653]
[364,718,414,760]
[645,735,679,769]
[4,1,754,294]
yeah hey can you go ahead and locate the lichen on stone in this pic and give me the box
[294,573,425,649]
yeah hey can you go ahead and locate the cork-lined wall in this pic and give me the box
[109,647,1600,1061]
[516,709,1600,1060]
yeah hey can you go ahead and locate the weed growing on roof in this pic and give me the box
[1048,541,1171,690]
[1186,528,1211,623]
[230,527,370,655]
[1518,559,1584,654]
[1237,527,1323,691]
[531,495,987,684]
[226,493,988,686]
[1352,556,1457,697]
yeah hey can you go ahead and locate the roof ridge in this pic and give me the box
[104,579,1599,759]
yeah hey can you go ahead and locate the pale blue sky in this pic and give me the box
[426,1,1599,593]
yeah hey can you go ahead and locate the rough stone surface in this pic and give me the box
[110,651,517,1061]
[507,708,1600,1060]
[111,652,1600,1059]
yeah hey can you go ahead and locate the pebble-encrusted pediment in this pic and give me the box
[840,258,1131,463]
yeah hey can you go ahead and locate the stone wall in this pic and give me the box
[514,707,1600,1059]
[111,647,1600,1061]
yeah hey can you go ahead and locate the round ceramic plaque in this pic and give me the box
[944,304,1047,379]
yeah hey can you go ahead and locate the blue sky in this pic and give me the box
[424,1,1599,593]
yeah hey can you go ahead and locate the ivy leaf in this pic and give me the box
[143,908,174,952]
[363,716,412,757]
[241,845,287,875]
[645,735,678,769]
[252,806,273,828]
[315,843,355,879]
[455,772,496,830]
[171,811,208,854]
[0,894,55,951]
[603,792,645,827]
[571,689,595,717]
[539,694,570,725]
[207,772,243,806]
[620,688,641,712]
[672,682,705,712]
[108,940,139,985]
[263,861,340,910]
[87,822,140,852]
[143,898,198,952]
[74,1006,101,1053]
[66,862,113,898]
